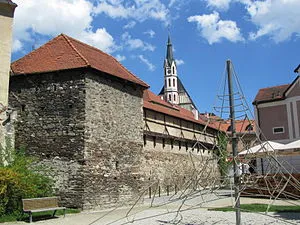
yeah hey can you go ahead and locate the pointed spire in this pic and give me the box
[166,34,174,66]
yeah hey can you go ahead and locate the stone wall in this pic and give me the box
[142,108,220,195]
[142,135,220,195]
[9,70,86,208]
[83,71,145,210]
[9,68,220,210]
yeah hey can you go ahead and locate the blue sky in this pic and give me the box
[11,0,300,115]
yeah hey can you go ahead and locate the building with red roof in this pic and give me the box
[9,34,220,210]
[253,68,300,144]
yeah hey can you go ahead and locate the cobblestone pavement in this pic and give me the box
[4,190,300,225]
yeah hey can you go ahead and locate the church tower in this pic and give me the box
[163,35,178,104]
[159,34,199,116]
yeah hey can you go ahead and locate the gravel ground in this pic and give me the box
[4,190,300,225]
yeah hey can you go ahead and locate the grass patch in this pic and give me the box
[0,209,80,223]
[209,204,300,213]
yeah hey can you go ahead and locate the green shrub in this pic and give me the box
[216,133,231,181]
[0,149,54,217]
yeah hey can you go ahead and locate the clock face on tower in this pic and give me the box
[167,69,171,74]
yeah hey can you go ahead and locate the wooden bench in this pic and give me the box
[22,197,66,223]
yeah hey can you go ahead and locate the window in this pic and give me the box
[168,78,171,87]
[172,66,175,74]
[273,127,284,134]
[173,79,175,87]
[168,94,171,101]
[174,94,176,102]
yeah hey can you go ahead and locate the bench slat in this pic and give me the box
[22,197,66,223]
[22,197,60,211]
[24,207,66,213]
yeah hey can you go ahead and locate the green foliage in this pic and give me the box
[216,133,230,177]
[0,209,80,223]
[209,204,300,213]
[0,148,54,217]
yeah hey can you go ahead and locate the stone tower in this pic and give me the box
[163,35,179,104]
[0,0,17,159]
[0,0,17,107]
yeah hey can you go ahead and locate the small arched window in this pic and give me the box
[168,94,171,101]
[168,78,171,87]
[173,78,175,87]
[174,94,176,102]
[172,66,175,74]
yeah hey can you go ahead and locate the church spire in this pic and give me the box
[163,34,178,105]
[166,34,174,66]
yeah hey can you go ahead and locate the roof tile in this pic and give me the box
[253,84,289,104]
[143,89,218,130]
[11,34,148,88]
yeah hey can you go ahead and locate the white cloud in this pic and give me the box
[138,55,155,71]
[242,0,300,42]
[94,0,170,25]
[79,28,118,53]
[203,0,300,42]
[12,0,117,53]
[122,32,155,51]
[175,59,184,66]
[93,1,130,18]
[188,11,244,44]
[115,54,126,61]
[144,29,156,38]
[168,0,188,10]
[206,0,231,11]
[12,39,23,52]
[123,21,136,29]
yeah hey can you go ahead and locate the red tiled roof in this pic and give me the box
[209,119,256,133]
[11,34,149,88]
[143,89,218,131]
[253,84,289,104]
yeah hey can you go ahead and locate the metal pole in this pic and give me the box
[227,60,241,225]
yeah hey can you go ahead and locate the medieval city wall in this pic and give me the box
[9,69,220,210]
[142,108,220,195]
[83,71,145,210]
[9,70,86,208]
